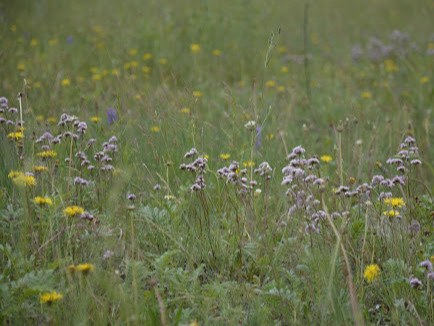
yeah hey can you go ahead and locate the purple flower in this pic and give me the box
[255,126,262,149]
[67,36,74,44]
[410,277,422,288]
[107,108,117,124]
[420,260,433,271]
[127,194,136,201]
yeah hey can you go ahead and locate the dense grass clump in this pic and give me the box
[0,0,433,324]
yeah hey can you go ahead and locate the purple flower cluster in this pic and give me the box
[0,96,18,126]
[180,148,207,191]
[217,161,256,195]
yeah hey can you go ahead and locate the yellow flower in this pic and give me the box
[135,94,142,99]
[37,150,57,158]
[192,91,202,98]
[243,161,255,168]
[12,173,36,187]
[34,196,53,206]
[212,49,222,56]
[189,322,199,326]
[124,62,131,69]
[111,68,120,76]
[102,70,108,76]
[30,38,38,47]
[159,58,167,65]
[180,107,190,114]
[164,194,174,200]
[383,210,400,218]
[141,66,150,73]
[90,67,99,74]
[64,206,85,217]
[36,115,44,122]
[150,126,160,132]
[47,117,56,123]
[363,264,380,283]
[265,133,275,141]
[361,91,372,99]
[90,116,101,122]
[278,46,288,53]
[10,25,16,32]
[49,38,58,46]
[220,153,231,160]
[190,43,201,53]
[92,74,101,81]
[131,61,138,68]
[7,132,24,140]
[383,197,405,208]
[281,66,288,73]
[61,79,70,86]
[17,64,25,71]
[277,86,285,92]
[384,59,398,72]
[8,170,21,179]
[34,82,41,88]
[266,80,276,88]
[320,155,333,163]
[76,263,95,275]
[40,291,63,304]
[129,49,137,56]
[143,53,152,60]
[420,76,430,84]
[33,165,48,173]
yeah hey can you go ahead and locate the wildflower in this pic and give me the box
[192,91,202,98]
[164,194,174,200]
[8,170,21,179]
[17,64,25,71]
[420,260,433,271]
[34,196,53,206]
[154,184,161,191]
[410,277,422,289]
[361,91,372,99]
[277,86,285,92]
[220,153,231,160]
[61,79,70,86]
[107,108,117,124]
[40,291,63,304]
[12,173,36,187]
[66,265,75,274]
[384,59,398,72]
[49,38,58,46]
[76,264,95,275]
[190,44,200,53]
[127,193,136,201]
[129,49,137,56]
[180,107,190,114]
[363,264,380,283]
[150,125,160,132]
[92,74,101,81]
[266,80,276,87]
[244,120,256,131]
[159,58,167,64]
[383,210,400,218]
[383,197,405,208]
[420,76,430,84]
[281,66,288,73]
[37,150,57,158]
[143,53,152,60]
[265,134,275,141]
[10,25,16,32]
[91,116,101,123]
[111,68,120,76]
[243,161,255,168]
[64,206,85,217]
[30,38,38,47]
[212,49,222,56]
[7,132,24,140]
[320,155,332,163]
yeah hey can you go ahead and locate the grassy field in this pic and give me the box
[1,0,434,324]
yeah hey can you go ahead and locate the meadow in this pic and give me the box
[0,0,433,324]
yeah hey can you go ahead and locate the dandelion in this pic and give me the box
[143,53,152,60]
[40,291,63,304]
[281,66,288,73]
[64,206,85,217]
[141,66,150,73]
[420,76,430,84]
[192,91,202,98]
[92,74,101,81]
[34,196,53,206]
[363,264,380,283]
[150,125,160,132]
[278,46,288,53]
[37,150,57,158]
[266,80,276,87]
[212,49,222,56]
[384,59,398,72]
[13,173,36,187]
[159,58,167,64]
[383,197,405,208]
[111,68,120,76]
[61,79,70,86]
[30,38,38,47]
[361,91,372,99]
[17,64,25,71]
[220,153,231,160]
[7,132,24,140]
[49,38,58,46]
[190,44,200,53]
[383,210,400,218]
[91,116,101,123]
[129,49,137,56]
[320,155,333,163]
[180,107,190,114]
[243,161,255,168]
[76,263,95,275]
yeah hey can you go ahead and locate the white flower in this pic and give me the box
[244,120,256,130]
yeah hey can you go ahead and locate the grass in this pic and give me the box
[0,0,434,324]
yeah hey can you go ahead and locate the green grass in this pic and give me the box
[0,0,434,324]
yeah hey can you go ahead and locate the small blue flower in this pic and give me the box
[107,108,117,124]
[67,36,74,44]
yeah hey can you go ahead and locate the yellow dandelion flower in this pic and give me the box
[180,107,190,114]
[33,165,48,173]
[243,161,255,168]
[384,197,405,208]
[134,94,142,99]
[40,291,63,304]
[92,74,101,81]
[363,264,380,283]
[111,68,120,76]
[265,133,275,141]
[420,76,430,84]
[150,126,160,132]
[375,161,382,168]
[266,80,276,88]
[90,116,101,123]
[37,150,57,158]
[30,38,38,47]
[159,58,167,65]
[49,38,58,46]
[36,115,44,122]
[33,196,53,206]
[143,53,152,60]
[47,117,56,123]
[7,132,24,140]
[61,79,70,86]
[320,155,333,163]
[220,153,231,160]
[141,66,150,73]
[124,62,131,69]
[130,61,138,68]
[34,82,41,88]
[76,263,95,274]
[384,59,398,72]
[281,66,288,73]
[92,25,104,34]
[96,42,104,49]
[90,67,99,74]
[383,210,400,218]
[64,206,85,217]
[17,64,25,71]
[277,86,285,92]
[212,49,222,56]
[13,173,36,187]
[190,43,201,53]
[192,91,202,98]
[189,322,199,326]
[361,91,372,99]
[129,49,137,56]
